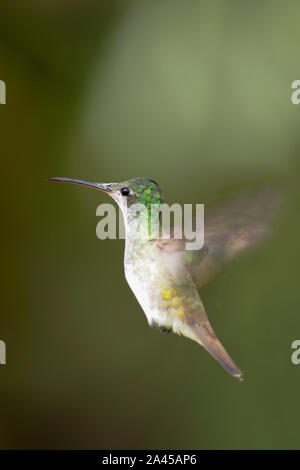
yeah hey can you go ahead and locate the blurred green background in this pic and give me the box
[1,0,299,449]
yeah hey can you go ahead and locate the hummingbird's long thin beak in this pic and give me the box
[48,177,112,192]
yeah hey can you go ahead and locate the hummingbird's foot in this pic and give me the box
[151,321,171,334]
[159,326,172,335]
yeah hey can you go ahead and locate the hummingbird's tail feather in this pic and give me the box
[194,322,243,380]
[184,300,243,380]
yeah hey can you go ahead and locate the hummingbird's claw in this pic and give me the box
[159,326,172,334]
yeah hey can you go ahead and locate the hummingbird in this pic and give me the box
[49,177,281,380]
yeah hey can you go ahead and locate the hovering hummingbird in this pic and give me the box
[49,177,281,380]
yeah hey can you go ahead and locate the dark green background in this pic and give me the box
[1,0,299,449]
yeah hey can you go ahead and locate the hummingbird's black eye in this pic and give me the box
[121,187,130,196]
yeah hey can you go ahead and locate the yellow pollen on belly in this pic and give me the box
[177,307,185,317]
[161,286,176,300]
[169,296,181,308]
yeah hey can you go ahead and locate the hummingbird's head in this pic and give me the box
[111,177,163,214]
[48,176,163,216]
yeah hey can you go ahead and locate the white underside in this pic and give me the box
[121,210,199,343]
[124,241,199,343]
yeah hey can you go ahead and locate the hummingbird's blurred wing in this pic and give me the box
[155,186,280,378]
[183,186,281,288]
